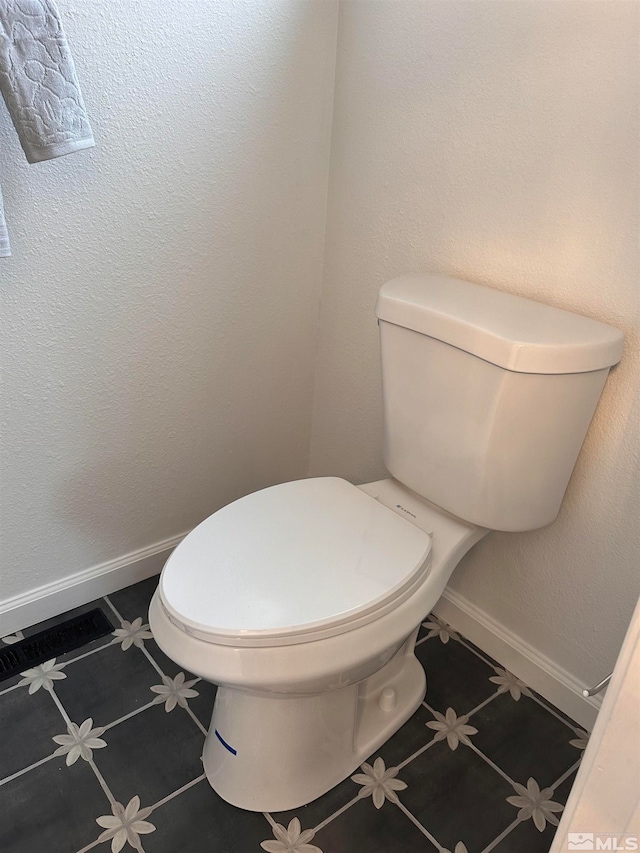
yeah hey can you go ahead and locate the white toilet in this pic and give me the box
[149,273,623,812]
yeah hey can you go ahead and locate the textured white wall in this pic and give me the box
[310,1,639,686]
[0,1,338,599]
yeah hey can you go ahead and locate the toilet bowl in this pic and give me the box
[150,476,487,811]
[149,273,623,812]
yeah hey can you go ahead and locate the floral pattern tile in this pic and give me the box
[2,577,587,853]
[95,794,156,852]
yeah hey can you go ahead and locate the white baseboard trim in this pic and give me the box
[433,587,602,732]
[0,533,187,636]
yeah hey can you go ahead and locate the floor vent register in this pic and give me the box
[0,609,114,683]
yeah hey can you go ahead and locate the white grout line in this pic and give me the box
[102,698,159,731]
[74,838,102,853]
[103,595,124,622]
[88,758,117,807]
[422,699,439,717]
[480,817,523,853]
[0,752,58,787]
[455,635,500,670]
[528,690,584,734]
[551,758,582,791]
[311,794,362,833]
[467,742,519,787]
[184,703,209,737]
[397,735,439,771]
[0,680,22,697]
[139,644,165,677]
[147,773,206,814]
[264,812,277,829]
[49,685,72,724]
[62,638,118,667]
[466,691,501,719]
[395,800,445,850]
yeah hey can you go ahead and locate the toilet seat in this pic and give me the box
[159,477,432,648]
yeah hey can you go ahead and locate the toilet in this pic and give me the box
[149,273,623,812]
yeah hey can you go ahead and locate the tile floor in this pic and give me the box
[0,576,589,853]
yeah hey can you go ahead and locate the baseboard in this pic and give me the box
[433,587,602,732]
[0,533,187,636]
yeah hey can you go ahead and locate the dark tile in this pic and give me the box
[313,797,439,852]
[415,636,498,715]
[0,754,110,853]
[272,773,360,832]
[553,768,578,804]
[188,678,218,729]
[376,703,437,768]
[400,739,516,852]
[107,575,160,623]
[53,642,159,726]
[471,693,581,788]
[455,636,502,669]
[145,777,271,852]
[95,702,205,807]
[529,689,582,730]
[490,816,559,852]
[0,671,21,690]
[0,686,65,780]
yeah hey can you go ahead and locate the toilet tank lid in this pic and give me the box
[376,274,624,374]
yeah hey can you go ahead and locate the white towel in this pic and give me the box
[0,0,94,257]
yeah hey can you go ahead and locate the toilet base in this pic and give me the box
[202,630,426,812]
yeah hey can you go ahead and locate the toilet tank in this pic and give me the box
[375,274,624,532]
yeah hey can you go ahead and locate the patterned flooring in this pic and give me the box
[0,575,588,853]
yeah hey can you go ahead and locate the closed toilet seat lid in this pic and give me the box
[159,477,432,647]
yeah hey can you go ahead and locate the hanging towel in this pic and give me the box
[0,0,94,257]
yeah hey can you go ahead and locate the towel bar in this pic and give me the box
[582,673,612,698]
